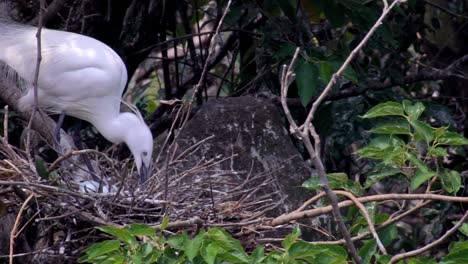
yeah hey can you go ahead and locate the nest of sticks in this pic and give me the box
[0,110,287,262]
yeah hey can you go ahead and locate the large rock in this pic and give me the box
[171,96,312,213]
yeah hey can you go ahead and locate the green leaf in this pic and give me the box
[369,122,411,135]
[364,165,401,188]
[359,239,377,264]
[302,173,363,195]
[34,155,50,180]
[362,102,405,119]
[458,223,468,237]
[440,169,461,194]
[160,216,170,231]
[296,59,319,106]
[201,242,219,264]
[428,147,448,157]
[318,61,332,83]
[440,241,468,264]
[410,169,436,190]
[126,223,155,237]
[405,257,438,264]
[285,241,348,263]
[438,131,468,145]
[328,60,358,83]
[98,226,136,247]
[368,135,405,149]
[185,230,205,261]
[411,120,434,143]
[355,146,387,160]
[288,241,328,260]
[166,232,188,250]
[80,240,121,261]
[403,100,425,121]
[406,153,429,172]
[282,226,301,250]
[251,246,265,261]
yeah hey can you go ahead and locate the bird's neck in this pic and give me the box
[91,114,128,144]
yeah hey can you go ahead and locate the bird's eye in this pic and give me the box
[142,151,148,156]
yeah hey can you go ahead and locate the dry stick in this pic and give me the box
[291,190,386,253]
[389,210,468,264]
[302,0,403,130]
[283,1,403,262]
[9,194,34,264]
[271,193,468,225]
[334,191,387,254]
[3,105,8,142]
[190,0,233,100]
[25,0,46,163]
[280,49,361,262]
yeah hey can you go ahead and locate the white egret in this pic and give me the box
[0,14,153,183]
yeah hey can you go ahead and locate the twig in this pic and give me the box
[270,193,468,225]
[279,2,404,262]
[334,191,387,254]
[315,201,432,245]
[3,105,8,142]
[389,210,468,264]
[9,194,34,264]
[151,216,203,230]
[25,0,46,163]
[191,0,232,98]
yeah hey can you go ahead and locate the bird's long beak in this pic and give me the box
[139,163,151,185]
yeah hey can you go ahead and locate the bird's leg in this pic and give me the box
[71,122,98,182]
[54,111,66,154]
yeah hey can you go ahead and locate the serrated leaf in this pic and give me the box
[410,169,436,190]
[302,173,363,195]
[359,239,377,264]
[185,230,205,261]
[362,102,404,118]
[403,100,425,121]
[282,226,301,250]
[369,123,410,135]
[458,223,468,237]
[355,146,386,160]
[411,120,434,143]
[428,147,448,157]
[201,243,218,264]
[126,224,155,237]
[364,166,401,188]
[406,153,429,172]
[440,241,468,264]
[98,226,136,247]
[438,131,468,145]
[80,240,121,261]
[440,169,461,194]
[296,59,319,106]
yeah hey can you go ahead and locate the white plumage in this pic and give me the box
[0,15,153,183]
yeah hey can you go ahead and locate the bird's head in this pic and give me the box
[121,113,154,184]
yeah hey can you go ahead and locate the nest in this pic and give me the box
[0,120,286,262]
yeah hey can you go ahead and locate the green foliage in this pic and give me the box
[79,224,348,264]
[356,100,467,193]
[302,172,364,196]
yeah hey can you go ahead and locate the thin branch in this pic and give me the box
[270,193,468,226]
[9,194,35,264]
[389,210,468,264]
[334,191,387,255]
[302,0,402,130]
